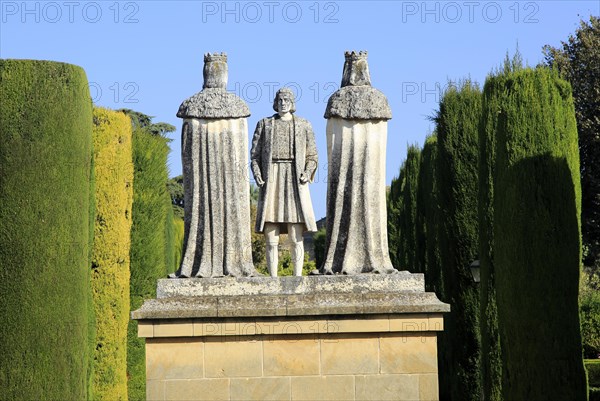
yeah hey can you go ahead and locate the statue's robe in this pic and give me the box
[322,85,396,275]
[250,114,318,234]
[172,89,256,277]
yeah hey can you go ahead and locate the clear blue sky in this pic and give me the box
[2,0,598,219]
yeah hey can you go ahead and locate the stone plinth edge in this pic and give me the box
[132,291,450,320]
[157,272,425,298]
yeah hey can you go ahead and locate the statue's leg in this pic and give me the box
[288,223,304,276]
[264,223,280,277]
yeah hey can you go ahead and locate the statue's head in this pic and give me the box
[341,50,371,87]
[203,52,228,89]
[272,88,296,113]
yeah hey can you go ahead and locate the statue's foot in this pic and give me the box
[309,269,321,276]
[168,272,190,278]
[372,266,398,274]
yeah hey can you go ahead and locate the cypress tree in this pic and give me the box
[0,59,94,400]
[91,107,134,400]
[387,164,405,269]
[479,71,506,401]
[435,81,482,401]
[416,134,443,295]
[493,67,587,400]
[173,216,185,271]
[127,126,172,400]
[399,145,421,272]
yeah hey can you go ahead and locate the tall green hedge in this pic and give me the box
[435,81,482,401]
[398,145,421,272]
[91,107,134,400]
[128,126,173,400]
[172,216,185,272]
[0,59,94,400]
[478,72,505,401]
[493,67,587,400]
[416,134,443,295]
[387,164,405,269]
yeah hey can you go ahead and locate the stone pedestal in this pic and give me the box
[132,274,449,401]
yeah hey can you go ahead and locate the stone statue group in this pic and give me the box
[170,51,397,278]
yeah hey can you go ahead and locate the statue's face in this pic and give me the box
[276,95,292,114]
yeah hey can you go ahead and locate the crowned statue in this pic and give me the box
[169,53,256,278]
[321,51,397,275]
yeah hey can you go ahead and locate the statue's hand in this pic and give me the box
[299,172,309,184]
[256,176,265,187]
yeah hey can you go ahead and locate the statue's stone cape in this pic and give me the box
[170,53,256,278]
[321,50,396,275]
[324,86,392,120]
[177,88,250,119]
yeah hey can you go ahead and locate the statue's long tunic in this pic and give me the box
[322,85,395,274]
[251,115,318,234]
[174,89,255,277]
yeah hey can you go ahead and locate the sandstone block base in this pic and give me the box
[133,275,449,401]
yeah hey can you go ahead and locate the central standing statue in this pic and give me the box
[251,88,318,277]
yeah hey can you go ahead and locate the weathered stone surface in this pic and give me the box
[250,88,318,277]
[170,53,255,278]
[230,377,291,400]
[380,333,438,374]
[291,376,355,400]
[263,335,320,376]
[324,51,391,120]
[146,338,203,380]
[204,337,262,377]
[320,334,379,374]
[131,291,450,320]
[157,273,424,297]
[322,51,395,274]
[176,53,249,119]
[164,378,229,401]
[324,86,392,120]
[177,88,250,119]
[355,374,420,400]
[138,314,446,338]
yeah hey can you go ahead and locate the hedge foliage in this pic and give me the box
[416,134,443,294]
[398,145,421,272]
[0,59,94,400]
[127,126,173,400]
[387,164,404,269]
[478,71,505,401]
[91,107,134,400]
[581,273,600,358]
[435,81,482,401]
[172,217,185,272]
[492,67,587,400]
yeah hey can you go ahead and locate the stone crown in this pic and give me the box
[204,52,227,62]
[345,50,368,61]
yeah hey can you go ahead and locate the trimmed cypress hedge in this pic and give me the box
[172,216,185,272]
[398,145,421,272]
[91,107,134,400]
[493,67,587,400]
[387,164,405,269]
[435,81,482,401]
[127,126,173,400]
[478,72,504,401]
[416,134,443,294]
[0,59,94,400]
